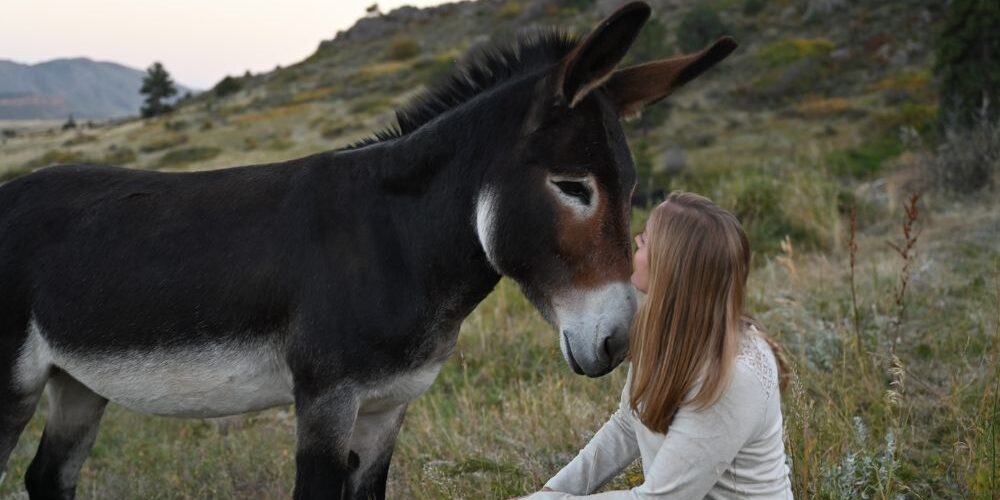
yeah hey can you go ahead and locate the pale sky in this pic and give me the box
[1,0,450,89]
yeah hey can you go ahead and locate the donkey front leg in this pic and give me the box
[293,386,361,500]
[346,402,408,500]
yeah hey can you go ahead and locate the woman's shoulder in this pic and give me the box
[733,329,780,402]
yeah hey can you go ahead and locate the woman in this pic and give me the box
[527,192,793,499]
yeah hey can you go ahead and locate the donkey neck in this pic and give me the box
[328,82,536,323]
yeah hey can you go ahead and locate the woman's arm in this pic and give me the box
[527,363,766,499]
[541,370,641,495]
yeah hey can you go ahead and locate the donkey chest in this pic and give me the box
[359,362,445,413]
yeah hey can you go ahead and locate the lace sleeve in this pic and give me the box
[738,331,779,402]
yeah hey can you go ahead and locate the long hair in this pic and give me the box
[628,192,782,433]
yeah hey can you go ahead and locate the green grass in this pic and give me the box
[826,135,904,179]
[0,4,994,495]
[1,197,995,499]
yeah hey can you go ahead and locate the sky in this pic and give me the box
[1,0,449,89]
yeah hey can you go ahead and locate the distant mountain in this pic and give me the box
[0,58,191,120]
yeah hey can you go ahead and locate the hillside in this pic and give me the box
[0,57,191,120]
[1,0,997,498]
[0,0,944,186]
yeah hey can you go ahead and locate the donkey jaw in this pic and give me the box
[554,282,636,377]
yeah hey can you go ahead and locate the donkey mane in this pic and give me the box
[347,29,580,149]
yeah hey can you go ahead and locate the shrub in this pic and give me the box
[140,133,188,153]
[164,120,188,132]
[157,146,221,168]
[874,102,937,134]
[265,137,295,151]
[793,97,854,117]
[677,6,729,53]
[558,0,595,11]
[289,86,340,104]
[496,2,523,19]
[744,0,767,15]
[320,121,351,140]
[63,133,98,146]
[935,0,1000,127]
[675,166,839,254]
[387,37,421,61]
[415,52,459,85]
[920,118,1000,194]
[23,149,95,169]
[871,70,932,98]
[213,76,243,98]
[624,16,670,65]
[826,136,903,179]
[102,146,137,166]
[755,38,835,68]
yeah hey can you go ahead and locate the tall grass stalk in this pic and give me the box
[847,207,868,381]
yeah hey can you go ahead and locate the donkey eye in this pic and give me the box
[552,180,592,205]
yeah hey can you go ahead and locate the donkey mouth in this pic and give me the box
[562,331,585,375]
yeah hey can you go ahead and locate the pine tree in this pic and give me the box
[140,62,178,118]
[935,0,1000,128]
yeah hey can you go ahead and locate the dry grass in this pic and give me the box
[0,19,995,496]
[1,192,995,499]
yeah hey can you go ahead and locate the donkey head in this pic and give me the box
[475,2,736,377]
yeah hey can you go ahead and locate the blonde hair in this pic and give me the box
[628,192,785,433]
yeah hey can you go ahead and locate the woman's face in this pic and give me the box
[631,229,650,293]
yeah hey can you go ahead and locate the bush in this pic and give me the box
[675,166,839,254]
[157,146,221,168]
[22,149,95,169]
[102,146,137,166]
[755,38,834,68]
[935,0,1000,127]
[921,118,1000,194]
[139,133,188,153]
[558,0,595,11]
[496,2,523,19]
[624,16,670,65]
[677,6,729,53]
[826,136,903,179]
[386,37,421,61]
[874,102,937,134]
[744,0,767,15]
[213,76,243,98]
[63,133,98,146]
[746,39,836,102]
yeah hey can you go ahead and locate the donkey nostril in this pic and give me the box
[602,336,613,361]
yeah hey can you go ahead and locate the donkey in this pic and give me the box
[0,2,735,498]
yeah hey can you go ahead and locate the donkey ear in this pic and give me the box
[558,1,651,108]
[603,36,738,118]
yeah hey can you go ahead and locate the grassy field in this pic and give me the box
[1,187,996,499]
[2,1,997,497]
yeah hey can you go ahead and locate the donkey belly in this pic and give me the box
[24,323,295,418]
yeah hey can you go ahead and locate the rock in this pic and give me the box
[829,48,852,62]
[661,147,687,177]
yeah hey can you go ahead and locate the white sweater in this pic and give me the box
[528,332,793,499]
